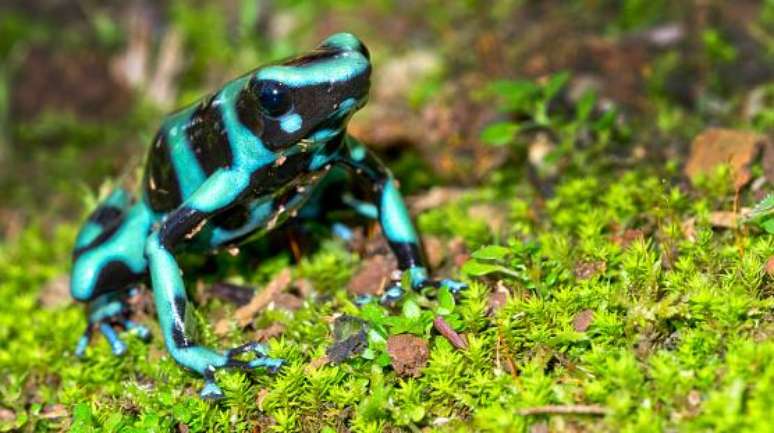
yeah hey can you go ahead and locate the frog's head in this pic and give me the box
[246,33,371,151]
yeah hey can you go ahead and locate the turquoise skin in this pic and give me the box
[70,33,465,400]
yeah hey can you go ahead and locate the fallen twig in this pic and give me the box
[433,316,468,350]
[518,404,608,416]
[214,269,292,335]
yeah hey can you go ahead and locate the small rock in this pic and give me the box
[684,128,768,189]
[574,261,606,280]
[347,255,394,297]
[572,309,594,332]
[387,334,429,377]
[177,424,189,433]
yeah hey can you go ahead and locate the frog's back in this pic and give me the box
[144,91,243,214]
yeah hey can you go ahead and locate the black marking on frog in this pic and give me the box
[145,133,183,213]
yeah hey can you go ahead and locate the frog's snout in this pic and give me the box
[320,32,370,62]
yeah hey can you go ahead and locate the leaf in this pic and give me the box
[461,261,504,276]
[543,71,570,100]
[376,352,392,367]
[436,287,455,316]
[487,80,540,112]
[402,299,421,320]
[746,194,774,221]
[576,90,597,122]
[480,122,520,147]
[762,219,774,234]
[471,245,510,260]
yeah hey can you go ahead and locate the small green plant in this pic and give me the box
[745,193,774,233]
[479,71,627,174]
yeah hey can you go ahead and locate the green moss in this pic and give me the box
[1,153,770,432]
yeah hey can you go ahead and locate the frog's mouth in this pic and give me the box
[302,96,365,146]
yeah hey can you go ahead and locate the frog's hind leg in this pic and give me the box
[70,188,154,357]
[297,166,377,244]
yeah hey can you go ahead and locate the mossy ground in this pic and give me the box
[1,164,772,432]
[1,1,773,432]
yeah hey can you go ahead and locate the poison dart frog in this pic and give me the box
[70,33,465,400]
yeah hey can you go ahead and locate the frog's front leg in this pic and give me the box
[337,135,466,304]
[145,170,283,400]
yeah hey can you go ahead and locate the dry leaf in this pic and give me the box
[573,309,594,332]
[215,269,292,335]
[685,128,768,189]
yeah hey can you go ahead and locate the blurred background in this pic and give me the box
[0,0,772,238]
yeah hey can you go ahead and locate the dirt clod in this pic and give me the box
[387,334,429,377]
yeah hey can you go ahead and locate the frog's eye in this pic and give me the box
[258,81,292,118]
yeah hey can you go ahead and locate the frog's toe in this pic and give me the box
[439,279,467,294]
[74,327,93,358]
[199,381,225,401]
[248,356,284,372]
[379,285,406,306]
[225,342,284,373]
[124,319,151,342]
[98,323,127,356]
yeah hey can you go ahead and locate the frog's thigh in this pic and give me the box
[71,204,152,301]
[208,198,275,247]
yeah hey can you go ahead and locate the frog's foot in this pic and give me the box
[74,292,150,358]
[375,268,468,306]
[197,342,284,400]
